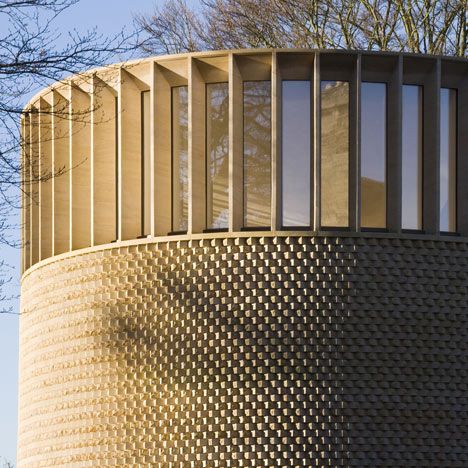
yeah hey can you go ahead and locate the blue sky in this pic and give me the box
[0,0,162,463]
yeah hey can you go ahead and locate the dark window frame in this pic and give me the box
[170,85,189,235]
[242,79,272,231]
[360,80,389,232]
[280,79,313,231]
[319,79,352,231]
[205,81,230,232]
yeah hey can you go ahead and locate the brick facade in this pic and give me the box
[18,235,468,467]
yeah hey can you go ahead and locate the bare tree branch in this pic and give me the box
[0,0,140,312]
[135,0,468,57]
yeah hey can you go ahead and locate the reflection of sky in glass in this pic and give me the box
[361,83,386,181]
[402,85,423,230]
[206,83,229,229]
[282,81,310,227]
[172,86,188,232]
[440,88,457,232]
[361,82,387,228]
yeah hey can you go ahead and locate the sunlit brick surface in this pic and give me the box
[18,235,468,467]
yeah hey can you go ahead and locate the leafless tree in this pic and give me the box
[395,0,467,55]
[136,0,467,56]
[136,0,207,54]
[0,456,14,468]
[0,0,137,313]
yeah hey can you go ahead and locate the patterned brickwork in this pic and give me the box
[18,235,468,467]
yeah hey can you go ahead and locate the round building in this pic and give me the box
[18,49,468,466]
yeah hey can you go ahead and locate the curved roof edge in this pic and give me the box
[23,48,468,110]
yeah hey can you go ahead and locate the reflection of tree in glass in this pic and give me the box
[243,81,271,227]
[172,86,188,231]
[207,83,229,229]
[321,81,349,228]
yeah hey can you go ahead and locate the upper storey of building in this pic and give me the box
[20,49,468,274]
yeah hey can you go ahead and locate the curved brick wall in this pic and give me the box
[18,235,468,467]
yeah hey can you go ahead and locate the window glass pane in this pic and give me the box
[440,88,457,232]
[402,85,423,230]
[141,90,151,235]
[206,83,229,229]
[172,86,188,232]
[243,81,271,227]
[361,82,387,229]
[321,81,349,227]
[282,81,310,227]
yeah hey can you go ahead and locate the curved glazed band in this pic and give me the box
[20,49,468,275]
